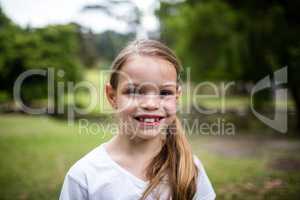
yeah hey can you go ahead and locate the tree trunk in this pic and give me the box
[289,84,300,131]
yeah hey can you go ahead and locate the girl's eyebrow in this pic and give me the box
[122,83,138,87]
[122,82,177,88]
[159,83,178,89]
[161,83,177,87]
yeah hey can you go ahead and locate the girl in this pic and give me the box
[60,39,216,200]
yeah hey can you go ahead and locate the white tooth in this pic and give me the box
[144,118,155,123]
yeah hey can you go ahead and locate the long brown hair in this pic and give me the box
[109,39,198,200]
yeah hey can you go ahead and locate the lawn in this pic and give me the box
[0,114,111,199]
[0,114,299,199]
[189,135,300,199]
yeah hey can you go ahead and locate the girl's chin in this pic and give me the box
[132,129,165,140]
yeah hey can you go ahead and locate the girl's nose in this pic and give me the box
[140,94,160,110]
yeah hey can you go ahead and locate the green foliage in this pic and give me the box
[157,0,300,82]
[0,8,83,102]
[0,7,23,90]
[158,0,244,81]
[95,30,135,63]
[157,0,300,129]
[78,29,99,68]
[29,24,83,82]
[78,30,135,69]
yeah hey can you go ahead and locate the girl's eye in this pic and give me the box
[125,87,139,96]
[160,90,174,96]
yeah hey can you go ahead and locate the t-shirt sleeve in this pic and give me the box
[193,155,216,200]
[59,173,88,200]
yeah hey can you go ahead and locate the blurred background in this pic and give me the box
[0,0,300,199]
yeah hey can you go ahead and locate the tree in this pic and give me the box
[82,0,143,38]
[95,30,135,62]
[0,7,23,94]
[157,0,243,81]
[0,7,83,114]
[157,0,300,130]
[78,27,99,68]
[226,0,300,129]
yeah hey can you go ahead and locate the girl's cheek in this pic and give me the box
[116,96,136,111]
[162,99,177,115]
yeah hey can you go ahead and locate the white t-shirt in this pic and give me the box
[59,142,216,200]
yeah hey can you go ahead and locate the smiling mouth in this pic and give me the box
[133,115,165,125]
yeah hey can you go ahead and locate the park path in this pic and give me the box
[189,135,300,171]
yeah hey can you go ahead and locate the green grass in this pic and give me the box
[0,114,111,199]
[0,114,299,199]
[189,136,300,199]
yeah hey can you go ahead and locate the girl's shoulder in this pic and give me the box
[193,155,203,169]
[193,154,208,175]
[192,155,216,200]
[65,143,110,185]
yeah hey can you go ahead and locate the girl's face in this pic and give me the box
[106,55,181,140]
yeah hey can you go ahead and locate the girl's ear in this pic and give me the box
[176,85,182,101]
[105,83,117,108]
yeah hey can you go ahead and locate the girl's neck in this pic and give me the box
[107,133,163,160]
